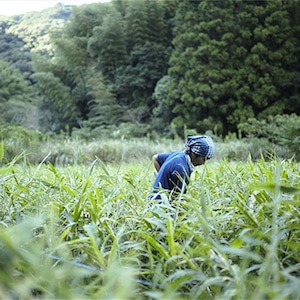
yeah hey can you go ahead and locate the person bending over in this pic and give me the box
[151,135,215,201]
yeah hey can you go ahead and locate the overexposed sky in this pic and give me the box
[0,0,110,16]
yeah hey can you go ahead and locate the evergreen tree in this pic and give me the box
[159,0,179,47]
[88,9,127,82]
[85,69,123,129]
[3,0,299,137]
[124,0,148,52]
[167,0,207,135]
[145,0,167,45]
[167,0,300,136]
[112,0,128,17]
[115,42,170,123]
[272,0,300,115]
[234,0,300,120]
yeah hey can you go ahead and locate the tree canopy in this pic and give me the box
[0,0,299,137]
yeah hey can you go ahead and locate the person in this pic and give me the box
[150,135,215,201]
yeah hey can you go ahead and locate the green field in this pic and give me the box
[0,143,299,299]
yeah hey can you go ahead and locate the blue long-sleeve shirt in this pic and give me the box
[153,151,193,198]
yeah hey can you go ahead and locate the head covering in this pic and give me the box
[184,135,215,159]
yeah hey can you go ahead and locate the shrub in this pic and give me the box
[0,124,44,163]
[238,114,300,160]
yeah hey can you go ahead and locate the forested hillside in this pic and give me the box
[0,0,299,138]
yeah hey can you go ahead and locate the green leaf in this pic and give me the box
[0,140,4,162]
[254,183,300,195]
[167,216,176,256]
[140,232,170,260]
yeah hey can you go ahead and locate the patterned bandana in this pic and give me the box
[184,135,215,159]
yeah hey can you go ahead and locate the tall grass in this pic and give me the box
[1,132,295,165]
[0,152,299,299]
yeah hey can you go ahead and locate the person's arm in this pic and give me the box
[152,154,161,172]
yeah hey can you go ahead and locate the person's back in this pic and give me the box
[151,135,215,201]
[153,151,193,198]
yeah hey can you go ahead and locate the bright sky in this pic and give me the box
[0,0,110,16]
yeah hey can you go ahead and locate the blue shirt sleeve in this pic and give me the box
[157,153,171,166]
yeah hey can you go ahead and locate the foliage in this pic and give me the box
[1,0,300,136]
[32,136,183,166]
[115,41,170,123]
[0,26,32,77]
[0,154,299,299]
[167,0,300,136]
[152,75,176,135]
[0,124,44,163]
[238,114,300,160]
[0,60,36,127]
[124,0,151,52]
[32,3,119,132]
[124,0,167,50]
[84,70,123,129]
[4,3,72,55]
[87,9,127,81]
[31,71,80,132]
[0,122,297,166]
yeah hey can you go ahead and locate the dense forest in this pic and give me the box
[0,0,299,138]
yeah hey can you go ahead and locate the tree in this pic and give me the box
[3,0,299,137]
[63,3,111,38]
[4,3,72,55]
[124,0,148,52]
[167,0,212,136]
[159,0,179,48]
[238,114,300,160]
[115,42,170,123]
[111,0,128,17]
[152,75,176,136]
[88,9,127,82]
[269,0,300,115]
[32,3,115,132]
[234,0,300,120]
[0,60,34,126]
[85,69,123,129]
[166,0,300,136]
[0,28,33,77]
[145,0,167,45]
[31,71,79,132]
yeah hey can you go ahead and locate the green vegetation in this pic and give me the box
[0,143,299,299]
[1,1,299,297]
[0,121,298,166]
[0,0,299,136]
[238,114,300,161]
[1,111,298,166]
